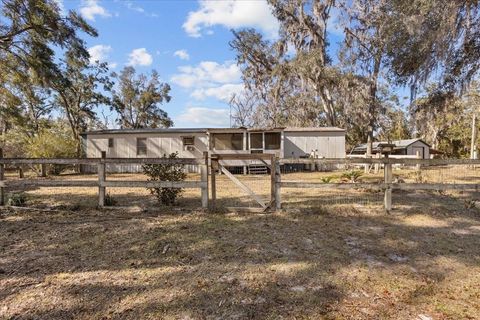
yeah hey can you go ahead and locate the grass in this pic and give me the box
[1,191,480,319]
[1,168,480,318]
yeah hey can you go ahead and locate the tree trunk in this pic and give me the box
[366,53,382,156]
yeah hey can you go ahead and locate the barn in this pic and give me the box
[351,139,431,159]
[80,126,346,172]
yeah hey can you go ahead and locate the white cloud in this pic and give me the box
[88,44,117,68]
[192,83,244,102]
[176,107,230,127]
[125,1,144,13]
[173,49,190,61]
[79,0,111,21]
[183,0,279,38]
[88,44,111,63]
[171,60,241,88]
[123,1,158,17]
[127,48,153,66]
[171,60,243,103]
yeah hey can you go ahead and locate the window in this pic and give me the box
[250,133,263,149]
[212,133,243,150]
[136,138,147,156]
[265,132,281,150]
[108,138,114,148]
[182,136,195,146]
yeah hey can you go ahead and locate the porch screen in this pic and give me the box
[213,133,243,150]
[250,133,263,149]
[265,132,281,150]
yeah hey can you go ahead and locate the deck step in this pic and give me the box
[248,165,268,175]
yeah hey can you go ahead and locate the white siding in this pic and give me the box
[84,132,208,173]
[283,131,345,158]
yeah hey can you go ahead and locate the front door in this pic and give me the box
[412,146,424,159]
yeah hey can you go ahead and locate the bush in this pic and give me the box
[341,170,363,183]
[7,192,27,206]
[320,176,334,183]
[104,193,116,206]
[142,152,187,206]
[24,121,77,175]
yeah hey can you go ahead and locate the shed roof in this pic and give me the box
[352,138,430,152]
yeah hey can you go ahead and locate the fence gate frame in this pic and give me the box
[209,153,278,212]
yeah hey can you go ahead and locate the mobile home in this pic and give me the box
[81,127,346,172]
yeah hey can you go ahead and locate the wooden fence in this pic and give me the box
[278,157,480,211]
[0,151,208,208]
[1,151,480,212]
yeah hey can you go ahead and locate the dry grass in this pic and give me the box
[1,168,480,318]
[1,191,480,319]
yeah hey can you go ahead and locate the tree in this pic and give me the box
[341,0,393,155]
[385,0,480,94]
[109,66,173,129]
[230,0,343,129]
[51,58,111,156]
[0,0,96,84]
[25,120,77,174]
[269,0,338,126]
[229,93,255,127]
[1,0,98,153]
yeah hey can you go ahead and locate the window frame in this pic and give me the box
[182,136,195,146]
[136,137,147,156]
[108,138,114,148]
[264,132,281,150]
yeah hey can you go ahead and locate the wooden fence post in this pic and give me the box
[98,151,106,207]
[270,154,275,207]
[374,152,381,174]
[210,155,217,211]
[41,164,47,177]
[416,150,421,171]
[275,157,282,211]
[200,152,208,209]
[0,148,4,206]
[384,159,392,212]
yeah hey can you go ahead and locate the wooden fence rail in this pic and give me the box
[1,152,480,212]
[0,151,208,208]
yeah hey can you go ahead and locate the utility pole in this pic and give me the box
[471,113,477,159]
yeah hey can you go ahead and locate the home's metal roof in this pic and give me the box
[284,127,345,132]
[81,128,208,135]
[352,138,430,152]
[82,126,346,135]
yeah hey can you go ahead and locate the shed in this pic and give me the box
[351,139,431,159]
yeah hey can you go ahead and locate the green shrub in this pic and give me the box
[24,122,77,175]
[7,192,27,206]
[104,193,116,206]
[341,170,363,183]
[142,152,187,206]
[320,176,334,183]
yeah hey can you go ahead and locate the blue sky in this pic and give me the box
[61,0,350,128]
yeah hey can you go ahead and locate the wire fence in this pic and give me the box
[2,154,480,212]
